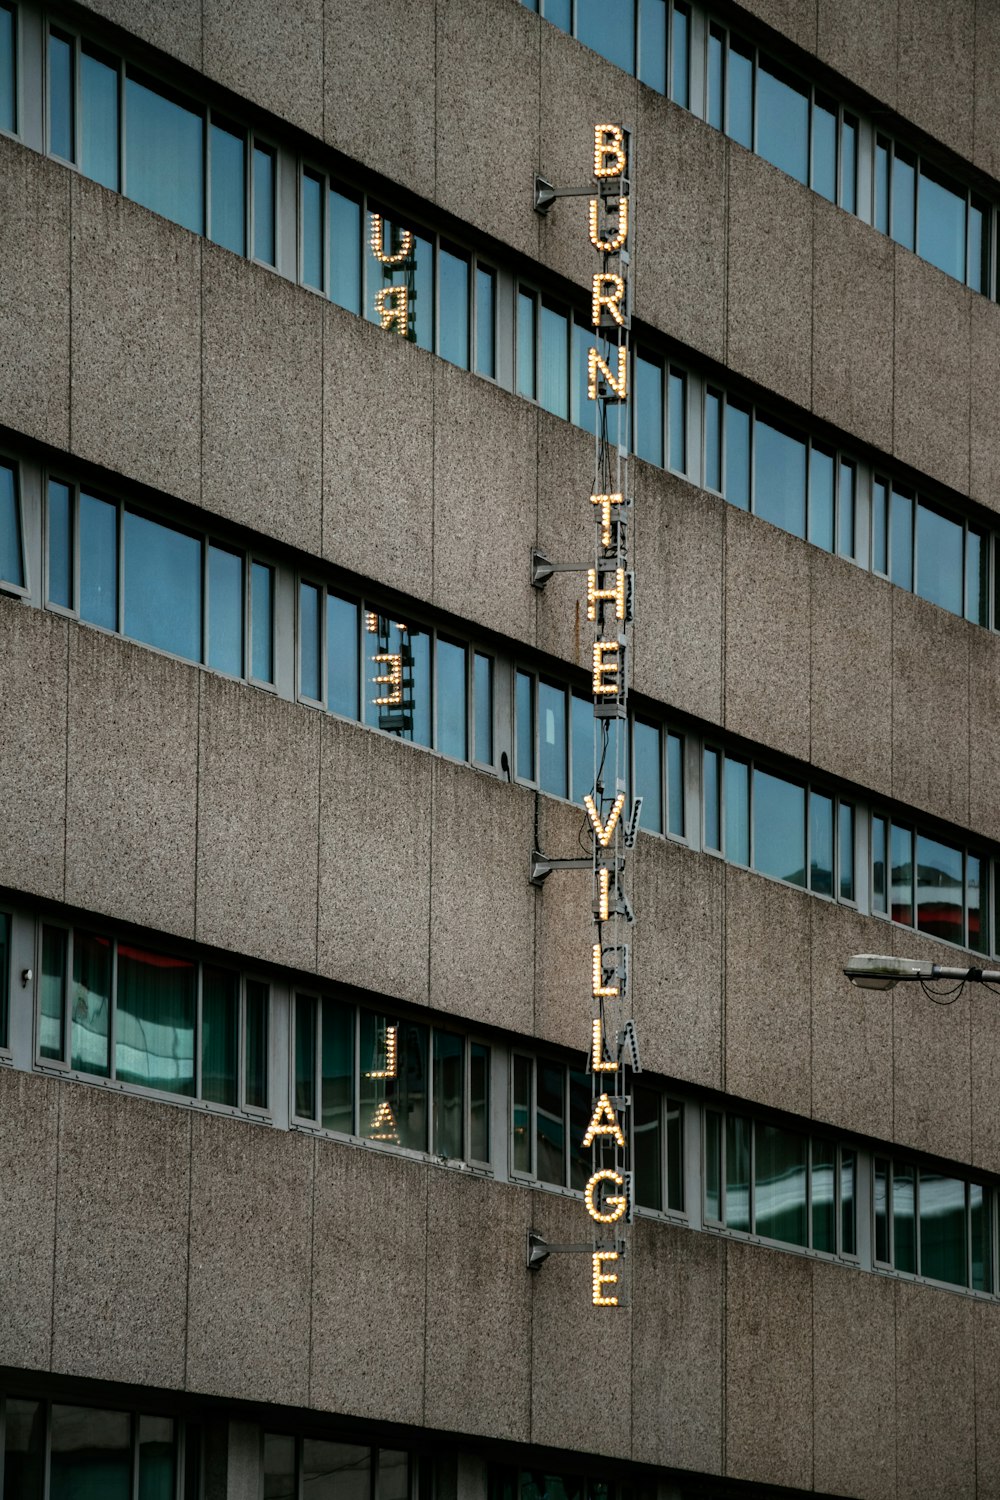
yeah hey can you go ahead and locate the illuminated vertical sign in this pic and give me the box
[370,212,416,338]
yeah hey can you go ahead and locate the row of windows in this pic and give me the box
[263,1436,411,1500]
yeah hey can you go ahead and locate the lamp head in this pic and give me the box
[843,954,935,991]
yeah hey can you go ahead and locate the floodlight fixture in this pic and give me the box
[844,953,1000,992]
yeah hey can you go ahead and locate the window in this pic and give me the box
[633,1086,684,1212]
[439,243,470,369]
[330,187,362,313]
[125,68,204,234]
[301,167,325,291]
[877,814,988,951]
[0,3,14,135]
[263,1438,408,1500]
[209,116,245,254]
[253,142,276,264]
[81,42,119,191]
[510,1054,590,1189]
[875,1158,993,1292]
[47,28,74,162]
[0,459,25,591]
[756,58,808,185]
[0,911,9,1050]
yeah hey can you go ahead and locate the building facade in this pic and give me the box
[2,0,1000,1496]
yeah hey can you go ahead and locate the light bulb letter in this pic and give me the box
[592,273,626,328]
[588,196,629,253]
[374,286,409,334]
[593,124,627,178]
[588,346,627,402]
[582,1092,626,1148]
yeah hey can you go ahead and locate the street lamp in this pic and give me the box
[844,953,1000,993]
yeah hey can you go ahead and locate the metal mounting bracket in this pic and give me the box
[531,548,591,588]
[530,853,594,887]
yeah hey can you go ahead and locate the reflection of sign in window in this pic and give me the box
[369,212,415,339]
[366,611,431,743]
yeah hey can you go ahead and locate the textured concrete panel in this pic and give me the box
[891,928,972,1164]
[739,0,816,51]
[897,0,974,161]
[71,178,201,506]
[203,248,322,557]
[634,91,727,362]
[893,251,971,499]
[634,470,725,728]
[813,1264,895,1500]
[323,304,434,602]
[0,599,67,903]
[811,901,893,1143]
[969,627,1000,845]
[433,362,538,644]
[424,1173,532,1442]
[311,1142,426,1425]
[969,300,1000,519]
[725,1242,812,1491]
[0,139,70,449]
[725,868,812,1118]
[973,1301,1000,1500]
[973,2,1000,181]
[430,762,535,1035]
[812,200,894,454]
[0,1070,59,1372]
[52,1088,189,1388]
[895,1281,975,1500]
[890,591,969,829]
[533,797,590,1054]
[325,0,436,200]
[817,0,896,108]
[318,716,432,1007]
[631,1222,723,1475]
[971,980,1000,1178]
[436,0,540,262]
[204,0,323,139]
[74,0,202,69]
[724,508,811,765]
[197,677,320,972]
[810,553,892,798]
[66,630,198,939]
[188,1115,313,1405]
[727,147,813,409]
[529,1193,631,1459]
[633,839,724,1091]
[535,414,594,673]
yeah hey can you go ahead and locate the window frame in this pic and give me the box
[0,450,29,599]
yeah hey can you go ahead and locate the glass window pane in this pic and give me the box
[724,755,749,865]
[838,459,856,559]
[302,169,324,289]
[807,444,834,552]
[0,910,8,1049]
[50,1406,130,1500]
[360,1012,428,1152]
[707,24,724,130]
[49,30,74,161]
[541,0,570,27]
[671,1,689,108]
[474,652,494,765]
[753,769,806,886]
[705,387,722,491]
[892,146,916,251]
[437,636,467,759]
[891,823,913,926]
[812,1138,835,1251]
[365,613,430,746]
[470,1042,490,1161]
[570,691,592,807]
[299,581,322,701]
[536,1060,565,1185]
[3,1398,45,1500]
[263,1435,296,1500]
[253,144,275,264]
[972,1183,992,1292]
[839,801,855,901]
[322,996,354,1133]
[116,943,195,1095]
[245,979,269,1109]
[872,477,888,574]
[725,1113,751,1231]
[634,718,662,834]
[434,1029,464,1159]
[634,350,664,466]
[809,789,833,894]
[724,399,750,510]
[918,162,966,282]
[40,924,67,1060]
[251,561,274,682]
[125,71,203,233]
[969,195,988,294]
[139,1415,176,1500]
[966,527,988,626]
[841,1149,856,1254]
[327,591,360,719]
[968,853,985,954]
[875,136,890,234]
[475,264,496,378]
[839,113,857,212]
[302,1441,370,1500]
[72,930,111,1077]
[81,44,119,190]
[916,832,963,944]
[570,315,591,431]
[812,94,836,201]
[874,1157,889,1262]
[754,414,806,539]
[894,1162,916,1272]
[80,490,118,629]
[757,58,809,184]
[703,746,721,850]
[668,368,686,473]
[872,814,888,914]
[513,1055,532,1173]
[209,118,245,255]
[920,1172,967,1286]
[666,1096,683,1211]
[667,731,684,836]
[916,500,963,616]
[727,37,753,149]
[207,544,243,676]
[638,0,667,94]
[755,1122,807,1246]
[330,188,362,313]
[295,993,317,1119]
[0,4,14,135]
[439,245,470,368]
[634,1083,662,1209]
[124,509,201,662]
[377,1452,408,1500]
[890,486,914,591]
[1,460,24,588]
[538,679,568,797]
[202,966,238,1106]
[705,1109,722,1220]
[516,288,536,400]
[366,221,433,351]
[539,300,569,419]
[578,0,635,72]
[515,669,535,781]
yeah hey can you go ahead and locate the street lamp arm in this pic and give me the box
[844,953,1000,991]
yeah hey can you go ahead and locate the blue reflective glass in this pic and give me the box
[703,747,721,850]
[207,544,242,676]
[327,592,359,718]
[668,368,686,473]
[754,416,806,539]
[538,679,567,797]
[0,461,23,588]
[707,26,724,131]
[724,756,749,866]
[250,561,273,682]
[753,769,805,886]
[539,301,569,419]
[515,669,534,780]
[969,198,987,294]
[48,31,74,161]
[439,247,470,369]
[253,145,275,264]
[81,46,119,190]
[570,317,591,430]
[916,501,963,617]
[705,388,722,490]
[892,148,915,251]
[299,581,322,700]
[123,510,201,661]
[671,2,689,108]
[724,400,750,509]
[839,801,855,901]
[638,0,667,94]
[0,5,13,134]
[966,527,988,626]
[809,790,833,894]
[413,230,433,351]
[47,478,72,607]
[634,719,662,834]
[839,114,857,212]
[807,445,834,552]
[668,732,684,836]
[918,163,966,282]
[474,652,493,764]
[875,138,889,233]
[890,822,913,925]
[437,636,467,759]
[578,0,635,73]
[366,620,430,745]
[79,491,117,629]
[571,691,592,806]
[516,290,536,400]
[301,170,324,289]
[727,39,753,149]
[872,478,888,574]
[125,72,203,233]
[209,120,244,254]
[838,460,855,558]
[889,487,913,591]
[541,0,570,28]
[634,351,664,466]
[812,96,836,201]
[330,189,361,313]
[475,266,495,377]
[757,59,808,184]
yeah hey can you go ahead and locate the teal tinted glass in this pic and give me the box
[475,265,495,377]
[671,1,689,107]
[515,669,534,780]
[893,1162,916,1272]
[321,996,353,1133]
[755,1122,807,1246]
[434,1029,464,1158]
[841,1149,856,1253]
[757,58,808,183]
[125,71,203,234]
[245,979,268,1109]
[723,755,749,865]
[207,544,243,676]
[39,924,67,1060]
[72,929,111,1076]
[891,822,913,925]
[969,196,987,293]
[807,444,834,552]
[704,388,722,490]
[0,5,13,134]
[542,0,570,27]
[3,1398,45,1500]
[437,636,467,759]
[707,24,724,130]
[201,966,239,1106]
[0,910,8,1048]
[705,1110,722,1220]
[470,1042,490,1160]
[891,146,916,251]
[578,0,635,72]
[439,246,470,369]
[966,527,988,626]
[838,459,855,558]
[634,350,664,465]
[294,993,317,1118]
[918,162,966,283]
[916,501,963,616]
[365,615,431,745]
[570,316,591,430]
[513,1055,532,1172]
[889,486,914,590]
[724,400,750,510]
[301,170,324,289]
[538,679,567,797]
[81,45,119,190]
[920,1172,967,1287]
[754,415,806,538]
[753,769,805,885]
[79,490,117,629]
[666,1097,684,1211]
[839,114,857,212]
[811,1139,835,1252]
[536,1059,565,1184]
[209,119,245,254]
[412,229,434,350]
[116,943,195,1095]
[915,833,963,945]
[638,0,667,94]
[809,789,833,894]
[871,814,887,913]
[972,1184,992,1291]
[875,138,890,233]
[48,30,74,160]
[872,478,888,574]
[812,95,836,201]
[299,581,322,700]
[330,188,361,312]
[250,561,273,682]
[50,1406,130,1500]
[328,591,360,718]
[570,691,592,806]
[138,1415,175,1500]
[668,368,686,472]
[634,1083,662,1209]
[0,461,23,587]
[253,144,275,264]
[474,652,493,764]
[727,37,753,149]
[667,731,684,836]
[123,510,201,662]
[725,1113,751,1231]
[634,718,662,834]
[516,289,536,399]
[838,801,855,901]
[539,300,569,419]
[703,747,721,850]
